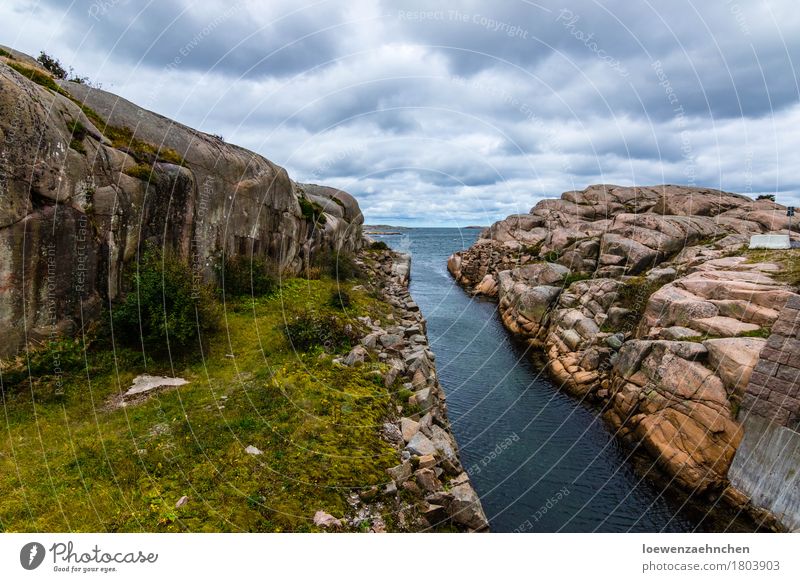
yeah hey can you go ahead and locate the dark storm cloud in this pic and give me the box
[2,0,799,224]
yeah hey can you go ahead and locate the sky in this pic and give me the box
[2,0,800,226]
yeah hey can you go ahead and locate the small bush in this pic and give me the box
[283,312,360,353]
[314,249,361,281]
[298,197,326,225]
[328,290,352,310]
[218,255,277,297]
[369,241,390,251]
[37,51,67,79]
[0,48,13,59]
[112,247,220,356]
[67,120,88,153]
[756,194,776,202]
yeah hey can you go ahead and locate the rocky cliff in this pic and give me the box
[449,184,799,526]
[0,47,363,358]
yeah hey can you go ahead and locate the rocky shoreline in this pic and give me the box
[321,247,489,532]
[448,184,799,530]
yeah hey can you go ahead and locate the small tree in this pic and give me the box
[37,51,67,79]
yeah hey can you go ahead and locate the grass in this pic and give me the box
[124,164,155,181]
[0,276,402,532]
[6,61,70,96]
[745,248,800,288]
[0,48,13,59]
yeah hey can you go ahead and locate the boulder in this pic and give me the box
[704,337,766,395]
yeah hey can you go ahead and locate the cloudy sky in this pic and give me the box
[3,0,799,225]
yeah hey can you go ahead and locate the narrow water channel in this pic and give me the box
[380,227,754,532]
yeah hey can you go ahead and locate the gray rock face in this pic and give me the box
[0,52,364,357]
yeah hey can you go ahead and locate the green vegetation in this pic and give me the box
[298,196,326,225]
[6,61,70,96]
[563,271,592,287]
[328,289,352,310]
[756,194,776,202]
[602,276,662,333]
[283,311,362,353]
[543,250,560,262]
[124,163,155,181]
[67,119,88,153]
[36,50,67,79]
[0,48,13,59]
[369,240,390,251]
[745,248,800,288]
[313,249,361,281]
[217,255,278,298]
[0,274,399,532]
[112,247,220,358]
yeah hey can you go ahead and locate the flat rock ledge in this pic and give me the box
[317,247,489,532]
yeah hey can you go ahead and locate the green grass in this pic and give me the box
[0,48,13,59]
[0,277,401,532]
[6,61,69,96]
[745,248,800,288]
[123,163,155,181]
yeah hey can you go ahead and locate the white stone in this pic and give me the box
[749,234,790,250]
[123,374,188,399]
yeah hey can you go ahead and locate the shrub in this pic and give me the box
[0,48,13,59]
[756,194,776,202]
[218,255,277,297]
[67,120,88,153]
[298,197,326,225]
[112,247,220,356]
[369,240,390,251]
[328,290,352,310]
[314,249,361,281]
[37,51,67,79]
[283,312,360,353]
